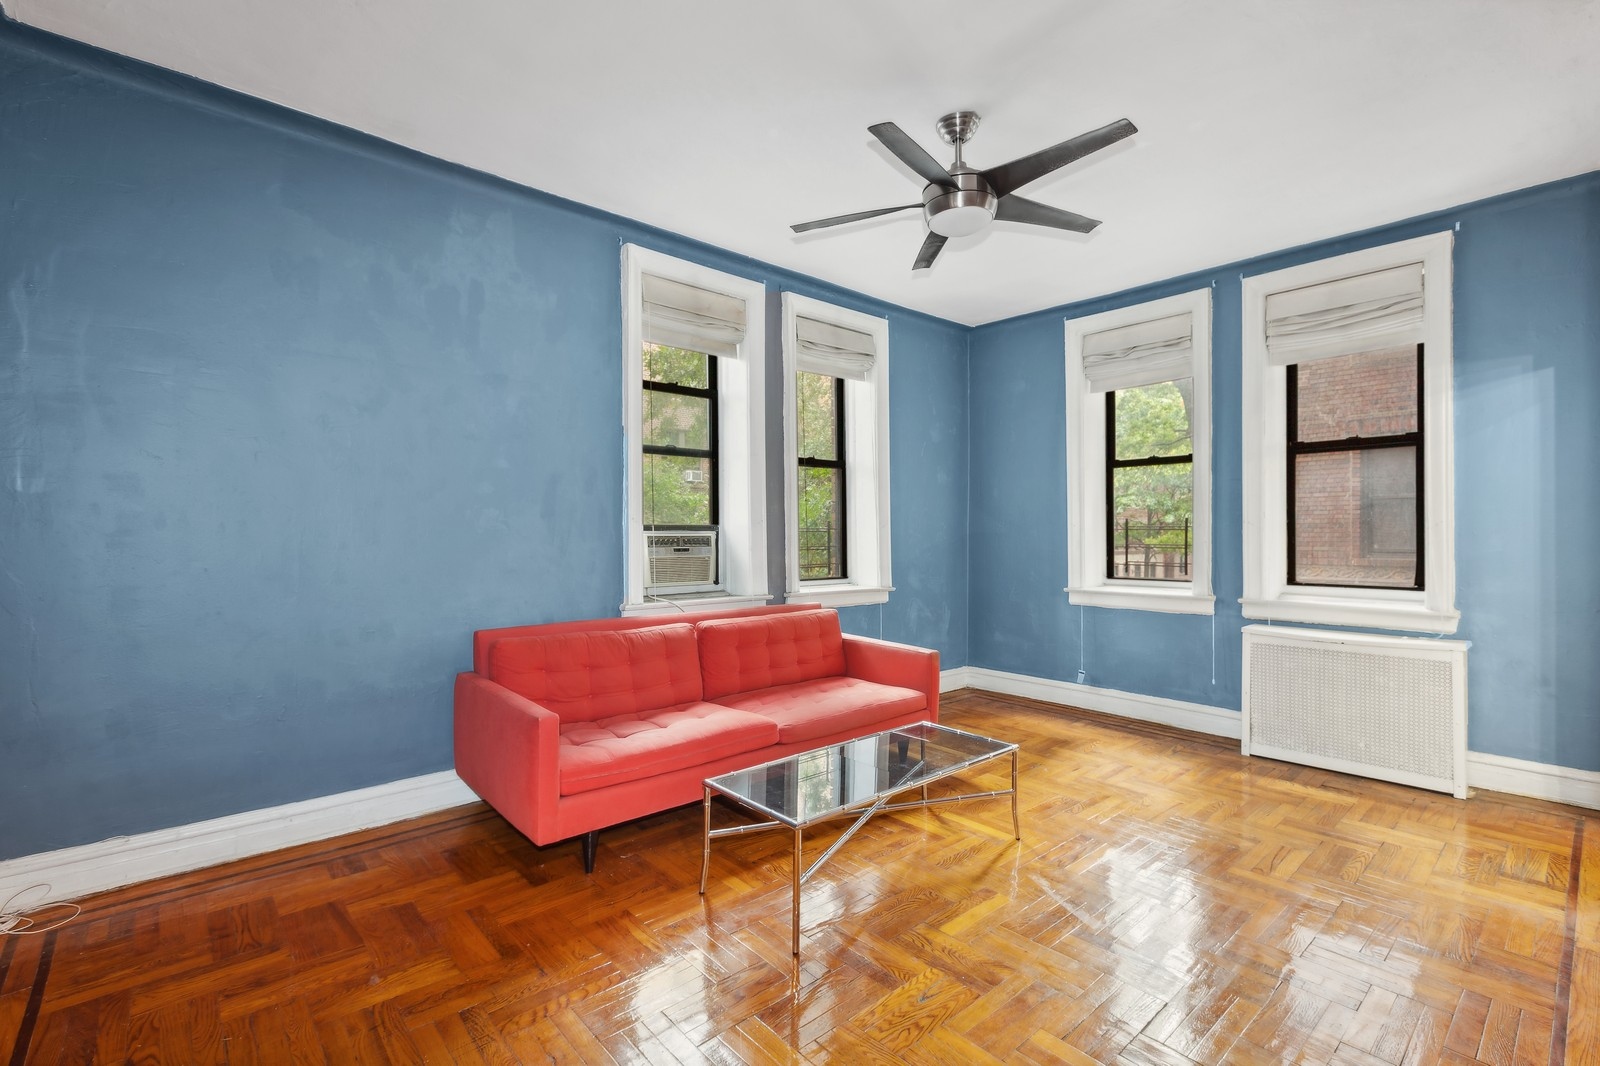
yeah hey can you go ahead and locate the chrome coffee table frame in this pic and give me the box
[699,721,1020,955]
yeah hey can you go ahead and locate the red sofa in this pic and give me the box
[453,605,940,870]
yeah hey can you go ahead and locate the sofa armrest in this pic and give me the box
[841,635,941,721]
[453,671,561,844]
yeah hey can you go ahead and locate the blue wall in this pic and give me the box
[0,23,971,861]
[969,174,1600,773]
[833,309,970,654]
[4,15,1595,865]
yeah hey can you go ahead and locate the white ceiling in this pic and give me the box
[13,0,1600,326]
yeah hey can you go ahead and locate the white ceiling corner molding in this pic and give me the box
[9,0,1600,325]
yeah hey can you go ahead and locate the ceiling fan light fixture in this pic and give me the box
[922,174,998,238]
[926,200,995,237]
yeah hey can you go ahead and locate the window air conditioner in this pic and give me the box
[682,469,708,484]
[646,530,718,593]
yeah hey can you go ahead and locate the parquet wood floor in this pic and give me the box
[3,691,1596,1064]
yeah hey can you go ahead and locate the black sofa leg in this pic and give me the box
[581,830,599,874]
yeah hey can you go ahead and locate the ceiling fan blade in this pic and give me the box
[869,122,957,189]
[912,231,948,271]
[981,118,1137,198]
[994,194,1101,233]
[791,204,922,233]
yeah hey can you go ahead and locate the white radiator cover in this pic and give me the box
[1241,624,1470,798]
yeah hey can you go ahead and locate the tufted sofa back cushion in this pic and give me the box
[695,609,846,699]
[486,624,703,723]
[471,603,818,675]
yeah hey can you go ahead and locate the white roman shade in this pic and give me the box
[1265,262,1425,366]
[1082,313,1193,393]
[795,316,876,381]
[641,273,748,357]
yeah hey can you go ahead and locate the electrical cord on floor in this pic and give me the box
[0,884,80,935]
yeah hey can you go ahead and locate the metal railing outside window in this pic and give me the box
[798,525,842,581]
[1110,519,1191,581]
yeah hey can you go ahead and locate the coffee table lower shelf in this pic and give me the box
[698,721,1020,955]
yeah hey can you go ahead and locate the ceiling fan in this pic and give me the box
[792,110,1137,270]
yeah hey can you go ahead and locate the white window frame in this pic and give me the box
[1241,231,1457,634]
[780,293,892,608]
[621,245,768,615]
[1065,288,1214,615]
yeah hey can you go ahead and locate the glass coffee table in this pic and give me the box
[699,721,1020,954]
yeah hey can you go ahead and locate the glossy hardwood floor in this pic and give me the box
[3,691,1596,1064]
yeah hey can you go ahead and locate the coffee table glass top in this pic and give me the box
[704,722,1016,829]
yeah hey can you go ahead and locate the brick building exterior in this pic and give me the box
[1291,345,1419,587]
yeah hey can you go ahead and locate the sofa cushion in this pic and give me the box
[557,703,779,795]
[695,609,847,700]
[710,676,927,744]
[487,624,702,724]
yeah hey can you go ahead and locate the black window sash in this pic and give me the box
[642,352,718,529]
[1104,390,1194,580]
[797,374,847,581]
[1284,344,1424,589]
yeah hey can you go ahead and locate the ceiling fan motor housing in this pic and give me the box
[923,167,997,238]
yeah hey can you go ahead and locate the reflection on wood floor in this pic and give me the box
[3,690,1596,1064]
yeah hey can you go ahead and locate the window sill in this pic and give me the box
[621,592,773,617]
[788,584,892,608]
[1066,585,1215,615]
[1240,595,1460,634]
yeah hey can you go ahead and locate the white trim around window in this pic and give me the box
[1240,231,1458,634]
[621,245,769,615]
[1065,288,1214,615]
[780,293,892,608]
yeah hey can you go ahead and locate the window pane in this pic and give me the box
[1361,447,1418,556]
[798,466,845,580]
[643,343,710,388]
[1292,446,1416,587]
[643,390,711,451]
[1295,347,1418,442]
[643,453,712,527]
[1114,378,1192,460]
[1109,462,1193,581]
[796,371,839,461]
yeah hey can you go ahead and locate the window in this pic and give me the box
[781,293,891,607]
[796,372,846,581]
[1241,232,1456,633]
[622,246,767,614]
[642,341,718,530]
[1106,380,1195,582]
[1066,289,1213,614]
[1288,346,1421,588]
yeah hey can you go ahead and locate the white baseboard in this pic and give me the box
[0,770,478,908]
[1466,751,1600,810]
[939,666,975,693]
[958,666,1242,739]
[948,666,1599,811]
